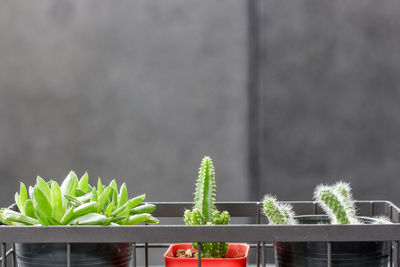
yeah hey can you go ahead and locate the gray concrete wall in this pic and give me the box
[0,0,248,209]
[3,0,400,225]
[261,0,400,204]
[3,0,400,264]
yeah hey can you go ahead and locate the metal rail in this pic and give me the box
[0,201,399,266]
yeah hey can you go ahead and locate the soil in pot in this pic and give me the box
[275,215,391,267]
[164,243,249,267]
[15,243,132,267]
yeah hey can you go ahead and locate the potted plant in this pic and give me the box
[0,171,159,267]
[164,156,249,267]
[263,181,391,267]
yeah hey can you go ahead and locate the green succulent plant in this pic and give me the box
[0,171,158,226]
[184,156,230,258]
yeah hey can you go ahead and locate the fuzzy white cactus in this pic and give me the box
[314,181,360,224]
[263,195,297,225]
[373,216,392,224]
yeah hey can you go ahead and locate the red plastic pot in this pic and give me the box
[164,243,249,267]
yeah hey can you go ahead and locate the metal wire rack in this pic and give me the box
[1,201,400,267]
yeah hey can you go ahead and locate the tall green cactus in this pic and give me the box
[263,195,297,225]
[184,156,230,258]
[314,182,360,224]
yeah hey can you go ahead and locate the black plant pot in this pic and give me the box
[275,215,391,267]
[15,243,132,267]
[5,205,132,267]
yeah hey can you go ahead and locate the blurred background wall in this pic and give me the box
[2,0,400,265]
[259,0,400,203]
[1,0,400,210]
[0,0,248,206]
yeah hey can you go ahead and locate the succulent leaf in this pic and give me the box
[60,171,78,209]
[74,188,86,197]
[15,192,22,215]
[105,202,114,217]
[50,181,64,222]
[118,183,128,208]
[126,213,151,225]
[28,186,34,199]
[77,172,89,192]
[91,187,98,202]
[32,186,53,225]
[130,204,156,215]
[36,176,51,204]
[146,216,159,224]
[24,199,35,219]
[19,183,28,213]
[97,177,103,196]
[1,209,39,225]
[68,213,108,225]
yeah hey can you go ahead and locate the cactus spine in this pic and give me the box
[184,156,230,258]
[263,195,297,225]
[334,182,358,223]
[314,181,360,224]
[374,216,392,224]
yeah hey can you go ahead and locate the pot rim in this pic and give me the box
[294,214,381,224]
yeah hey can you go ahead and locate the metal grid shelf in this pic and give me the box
[1,201,400,266]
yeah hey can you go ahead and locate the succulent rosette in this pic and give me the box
[0,171,158,226]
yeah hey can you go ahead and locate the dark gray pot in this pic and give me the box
[5,204,132,267]
[275,215,391,267]
[15,243,132,267]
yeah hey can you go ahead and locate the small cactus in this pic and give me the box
[263,195,297,225]
[314,182,360,224]
[262,181,391,226]
[334,182,358,222]
[184,156,230,258]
